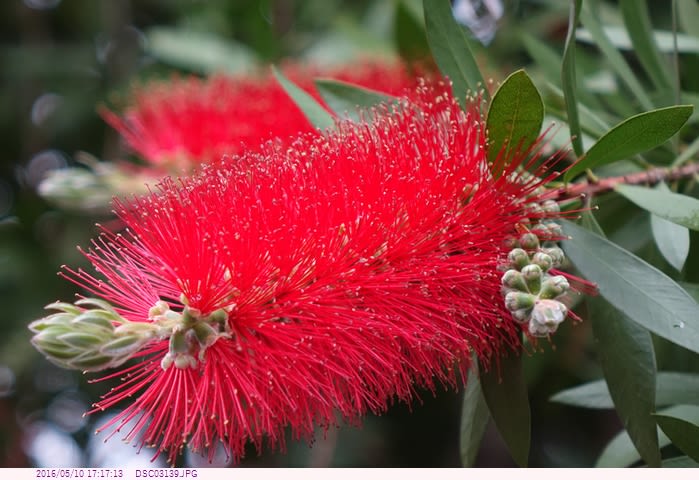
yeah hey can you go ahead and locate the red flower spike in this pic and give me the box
[101,60,425,173]
[64,81,573,464]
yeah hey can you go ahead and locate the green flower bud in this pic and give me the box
[502,269,528,292]
[57,332,106,349]
[519,232,540,251]
[521,264,543,294]
[511,308,531,324]
[100,335,147,356]
[525,202,544,217]
[539,275,570,300]
[531,252,553,272]
[542,247,565,267]
[507,248,530,270]
[192,321,218,349]
[544,221,563,238]
[542,200,560,215]
[505,291,536,311]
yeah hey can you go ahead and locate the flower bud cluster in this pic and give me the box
[149,299,230,371]
[29,298,160,372]
[29,297,230,373]
[501,203,571,337]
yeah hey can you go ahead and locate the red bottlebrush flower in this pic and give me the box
[58,81,573,464]
[101,60,424,173]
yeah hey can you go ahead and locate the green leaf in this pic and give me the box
[424,0,488,104]
[395,1,430,61]
[577,26,699,54]
[485,70,544,169]
[145,27,257,74]
[459,366,490,467]
[551,372,699,409]
[272,67,335,130]
[578,6,654,111]
[662,456,699,468]
[564,105,693,181]
[561,0,584,157]
[649,183,691,271]
[655,414,699,461]
[619,0,674,91]
[560,220,699,354]
[480,349,530,467]
[588,297,660,467]
[315,79,396,122]
[616,184,699,231]
[682,282,699,302]
[678,0,699,38]
[597,405,699,467]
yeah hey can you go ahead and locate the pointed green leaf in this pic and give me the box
[459,366,490,467]
[551,372,699,409]
[395,1,430,61]
[145,27,256,74]
[424,0,488,104]
[597,405,699,467]
[272,67,335,130]
[561,220,699,354]
[565,105,693,181]
[480,349,530,467]
[655,414,699,461]
[616,184,699,231]
[619,0,673,91]
[561,0,584,157]
[578,6,654,111]
[485,69,544,168]
[315,79,396,122]
[649,183,691,271]
[588,297,660,467]
[662,456,699,468]
[57,332,106,349]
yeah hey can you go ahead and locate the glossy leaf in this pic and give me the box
[616,184,699,231]
[655,414,699,461]
[597,405,699,467]
[588,296,659,466]
[459,366,490,467]
[561,0,584,157]
[578,6,654,111]
[395,1,430,61]
[619,0,673,91]
[649,183,691,272]
[272,67,335,130]
[551,372,699,409]
[315,79,395,122]
[485,69,544,168]
[146,27,256,74]
[424,0,487,104]
[561,220,699,354]
[564,105,693,181]
[480,349,530,467]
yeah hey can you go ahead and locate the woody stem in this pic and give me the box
[550,161,699,200]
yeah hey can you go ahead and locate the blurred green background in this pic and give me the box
[0,0,675,468]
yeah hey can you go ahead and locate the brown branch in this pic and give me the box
[551,162,699,200]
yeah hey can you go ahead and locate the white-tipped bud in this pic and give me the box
[507,248,530,270]
[539,275,570,300]
[531,252,553,272]
[521,264,543,294]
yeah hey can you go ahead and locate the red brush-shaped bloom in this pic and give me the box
[101,60,424,172]
[48,81,576,464]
